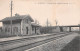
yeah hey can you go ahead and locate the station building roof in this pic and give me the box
[31,23,41,27]
[0,14,34,22]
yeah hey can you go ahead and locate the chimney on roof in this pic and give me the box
[15,13,20,17]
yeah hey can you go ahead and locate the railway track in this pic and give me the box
[0,32,68,45]
[0,32,73,51]
[0,34,60,46]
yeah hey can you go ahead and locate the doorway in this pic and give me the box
[35,27,36,34]
[26,27,28,34]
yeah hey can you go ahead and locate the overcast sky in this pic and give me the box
[0,0,80,26]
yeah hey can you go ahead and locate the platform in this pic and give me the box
[0,34,50,42]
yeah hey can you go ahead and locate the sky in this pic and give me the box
[0,0,80,26]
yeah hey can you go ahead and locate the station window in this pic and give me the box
[25,19,28,23]
[16,27,18,32]
[8,28,10,32]
[13,27,18,32]
[5,28,7,32]
[5,27,10,32]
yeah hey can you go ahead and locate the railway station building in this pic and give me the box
[0,14,41,36]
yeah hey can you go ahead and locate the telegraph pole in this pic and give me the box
[46,18,49,27]
[55,19,58,26]
[10,0,13,35]
[11,0,13,17]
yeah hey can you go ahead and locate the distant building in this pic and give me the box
[0,14,40,36]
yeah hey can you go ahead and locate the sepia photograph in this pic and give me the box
[0,0,80,51]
